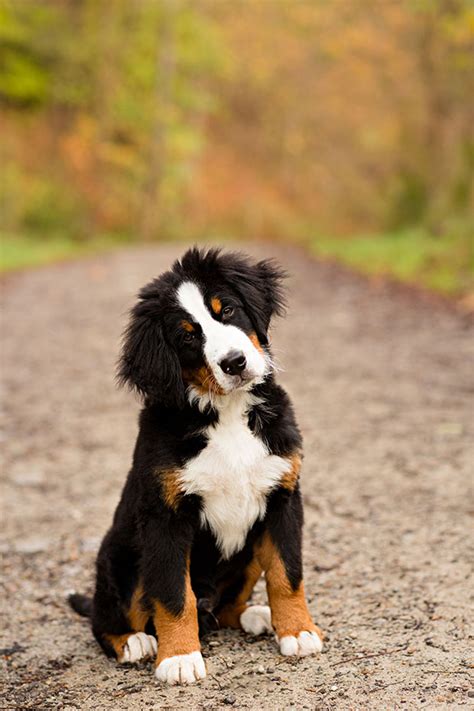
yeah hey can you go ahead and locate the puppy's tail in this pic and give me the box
[68,593,93,618]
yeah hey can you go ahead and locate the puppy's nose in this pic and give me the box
[219,350,247,376]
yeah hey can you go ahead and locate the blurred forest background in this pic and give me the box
[1,0,473,294]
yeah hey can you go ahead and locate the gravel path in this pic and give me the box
[1,243,473,710]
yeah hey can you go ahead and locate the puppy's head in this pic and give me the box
[118,248,286,408]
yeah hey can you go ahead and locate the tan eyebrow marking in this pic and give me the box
[210,297,222,314]
[181,320,195,332]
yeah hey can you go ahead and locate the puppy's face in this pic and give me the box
[118,249,285,408]
[171,282,268,397]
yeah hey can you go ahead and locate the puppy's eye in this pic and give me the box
[183,332,195,343]
[222,306,234,320]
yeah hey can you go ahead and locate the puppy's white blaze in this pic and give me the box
[179,390,292,558]
[155,651,206,685]
[176,281,268,392]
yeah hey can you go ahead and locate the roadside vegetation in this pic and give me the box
[310,226,473,295]
[1,233,129,272]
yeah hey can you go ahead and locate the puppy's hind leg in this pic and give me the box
[217,556,272,635]
[257,520,324,658]
[93,578,156,664]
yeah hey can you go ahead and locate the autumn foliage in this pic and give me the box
[1,1,473,250]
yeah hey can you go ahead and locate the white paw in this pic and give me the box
[240,605,272,635]
[155,651,206,685]
[279,630,323,657]
[120,632,157,663]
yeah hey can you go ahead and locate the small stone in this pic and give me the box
[80,537,101,552]
[223,695,236,705]
[10,470,44,487]
[467,690,474,698]
[437,422,463,436]
[330,685,338,691]
[14,536,51,554]
[257,665,265,674]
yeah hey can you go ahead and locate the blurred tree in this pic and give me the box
[0,0,472,249]
[1,0,224,236]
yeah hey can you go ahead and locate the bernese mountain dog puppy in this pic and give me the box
[69,248,323,685]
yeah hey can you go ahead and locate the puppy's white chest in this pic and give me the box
[179,401,290,558]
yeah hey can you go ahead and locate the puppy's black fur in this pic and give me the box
[70,248,321,678]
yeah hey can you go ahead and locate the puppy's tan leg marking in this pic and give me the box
[257,533,323,656]
[153,565,205,684]
[128,582,150,631]
[217,556,263,629]
[104,633,131,659]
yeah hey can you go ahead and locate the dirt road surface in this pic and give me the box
[2,243,473,710]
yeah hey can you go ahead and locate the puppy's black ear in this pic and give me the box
[117,286,185,408]
[254,259,287,339]
[225,256,287,345]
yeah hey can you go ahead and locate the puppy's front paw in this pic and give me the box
[240,605,272,635]
[279,630,323,657]
[155,651,206,685]
[119,632,157,663]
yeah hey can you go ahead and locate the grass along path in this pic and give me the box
[2,227,473,297]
